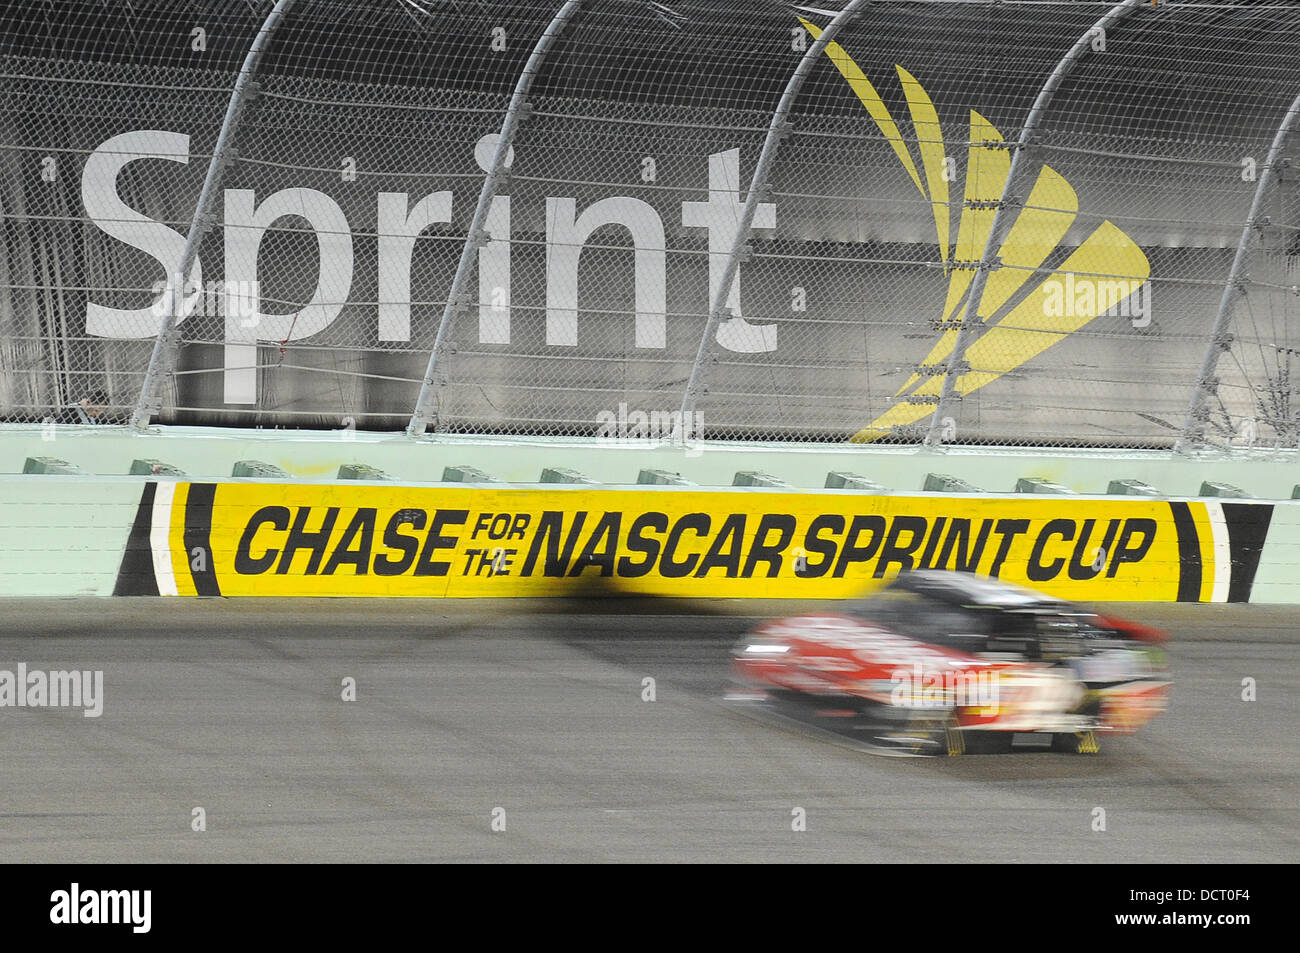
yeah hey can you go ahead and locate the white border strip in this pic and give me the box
[149,481,179,597]
[1205,500,1232,603]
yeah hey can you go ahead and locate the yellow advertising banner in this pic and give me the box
[113,482,1275,602]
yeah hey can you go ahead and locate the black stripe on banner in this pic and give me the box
[1169,501,1202,603]
[1221,502,1274,603]
[113,482,160,596]
[183,483,222,597]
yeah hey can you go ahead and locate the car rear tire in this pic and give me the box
[1051,729,1100,754]
[921,712,966,757]
[871,711,963,756]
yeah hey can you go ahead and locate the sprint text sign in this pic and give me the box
[81,132,778,404]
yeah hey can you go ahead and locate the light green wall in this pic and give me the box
[0,477,144,596]
[3,424,1300,601]
[1251,504,1300,604]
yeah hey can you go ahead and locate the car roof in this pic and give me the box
[890,570,1067,610]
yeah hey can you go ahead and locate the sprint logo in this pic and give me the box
[800,20,1152,441]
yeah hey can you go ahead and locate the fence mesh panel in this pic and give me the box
[2,0,1299,447]
[1,0,261,425]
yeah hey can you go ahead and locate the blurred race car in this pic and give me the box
[729,570,1170,756]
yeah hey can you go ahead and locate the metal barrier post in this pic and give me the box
[129,0,296,429]
[1174,90,1300,451]
[679,0,871,421]
[924,0,1144,445]
[406,0,584,437]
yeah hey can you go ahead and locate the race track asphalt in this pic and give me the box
[0,598,1296,862]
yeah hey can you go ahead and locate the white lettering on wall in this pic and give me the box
[82,130,199,338]
[222,187,353,403]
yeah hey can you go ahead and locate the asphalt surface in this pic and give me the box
[0,598,1296,862]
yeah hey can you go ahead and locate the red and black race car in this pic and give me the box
[729,569,1170,756]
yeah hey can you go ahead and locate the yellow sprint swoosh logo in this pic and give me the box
[800,19,1151,442]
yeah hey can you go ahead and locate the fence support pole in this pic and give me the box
[406,0,583,437]
[679,0,870,422]
[924,0,1143,445]
[1174,90,1300,452]
[130,0,295,430]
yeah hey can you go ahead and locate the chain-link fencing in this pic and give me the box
[2,0,263,425]
[2,0,1298,448]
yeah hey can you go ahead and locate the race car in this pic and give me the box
[729,569,1170,756]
